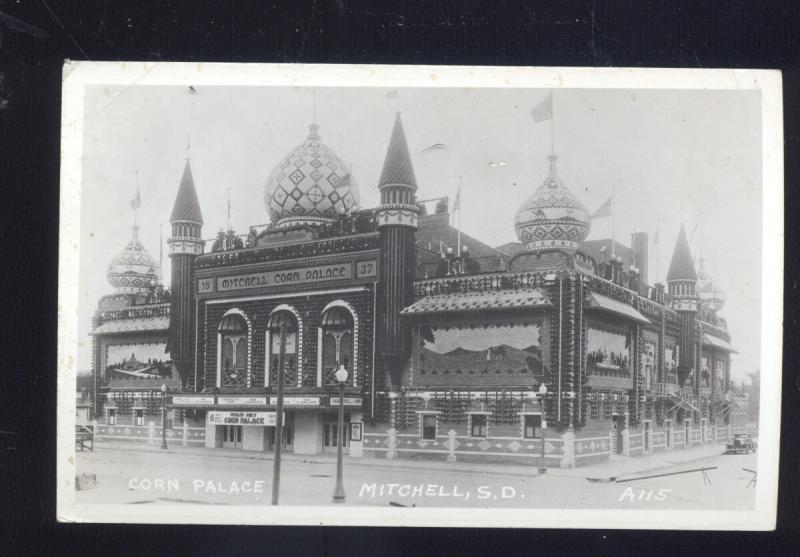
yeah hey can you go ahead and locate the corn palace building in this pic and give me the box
[90,113,748,466]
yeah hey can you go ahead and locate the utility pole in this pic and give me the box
[271,322,287,505]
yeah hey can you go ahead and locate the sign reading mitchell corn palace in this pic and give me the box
[91,112,747,466]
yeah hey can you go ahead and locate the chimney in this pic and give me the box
[631,231,649,285]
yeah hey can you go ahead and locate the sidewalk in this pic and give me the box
[84,439,731,480]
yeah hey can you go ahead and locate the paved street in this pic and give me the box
[74,443,757,510]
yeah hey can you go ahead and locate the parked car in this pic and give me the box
[725,433,757,454]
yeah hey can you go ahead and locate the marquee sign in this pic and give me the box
[217,396,267,407]
[172,395,215,406]
[169,394,361,409]
[208,411,280,426]
[329,397,363,406]
[271,396,321,407]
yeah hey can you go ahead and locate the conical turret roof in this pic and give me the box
[378,113,417,190]
[667,224,697,281]
[170,160,204,224]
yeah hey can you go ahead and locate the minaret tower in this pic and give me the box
[167,159,204,385]
[375,113,420,386]
[666,224,698,387]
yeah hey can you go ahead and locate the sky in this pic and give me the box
[77,85,762,380]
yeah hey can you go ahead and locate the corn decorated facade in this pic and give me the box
[90,112,748,466]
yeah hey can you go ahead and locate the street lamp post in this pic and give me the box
[538,383,547,474]
[332,364,348,503]
[160,382,168,450]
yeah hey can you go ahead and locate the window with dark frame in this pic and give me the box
[422,414,437,440]
[470,414,487,437]
[523,414,542,439]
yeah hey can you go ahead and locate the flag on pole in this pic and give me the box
[531,92,553,123]
[591,196,613,219]
[386,89,399,100]
[131,184,142,211]
[453,184,461,211]
[690,220,700,238]
[653,226,659,245]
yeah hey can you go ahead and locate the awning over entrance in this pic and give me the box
[702,333,737,353]
[400,287,552,316]
[586,292,650,324]
[91,316,170,335]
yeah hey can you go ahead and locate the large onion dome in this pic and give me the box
[514,155,591,252]
[696,258,726,311]
[106,226,160,294]
[264,124,361,228]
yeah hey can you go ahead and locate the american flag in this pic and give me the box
[531,92,553,123]
[452,185,461,211]
[591,196,613,219]
[130,185,141,211]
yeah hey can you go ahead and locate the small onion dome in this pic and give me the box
[696,258,726,311]
[514,155,591,252]
[106,226,160,294]
[264,124,361,228]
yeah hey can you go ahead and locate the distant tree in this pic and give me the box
[744,370,760,424]
[435,198,449,214]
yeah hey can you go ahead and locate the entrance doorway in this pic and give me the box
[666,420,673,448]
[644,421,652,451]
[323,414,349,454]
[611,415,625,455]
[222,425,243,449]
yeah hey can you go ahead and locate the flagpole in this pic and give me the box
[134,171,139,228]
[611,184,616,257]
[159,224,163,271]
[655,221,660,284]
[550,89,555,156]
[457,176,462,255]
[227,186,231,230]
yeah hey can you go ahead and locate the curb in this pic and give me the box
[84,441,731,480]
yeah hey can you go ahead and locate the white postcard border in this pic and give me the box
[57,62,783,529]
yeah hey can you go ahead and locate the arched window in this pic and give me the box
[218,312,249,387]
[320,306,354,385]
[267,310,300,387]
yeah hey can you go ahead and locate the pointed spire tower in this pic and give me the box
[666,224,697,284]
[375,113,420,388]
[666,223,699,388]
[167,159,204,386]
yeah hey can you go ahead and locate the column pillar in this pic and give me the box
[560,428,575,468]
[386,427,398,460]
[447,429,457,463]
[621,415,630,457]
[349,411,364,458]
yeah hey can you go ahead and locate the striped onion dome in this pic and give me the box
[514,155,591,252]
[264,124,361,228]
[106,226,160,294]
